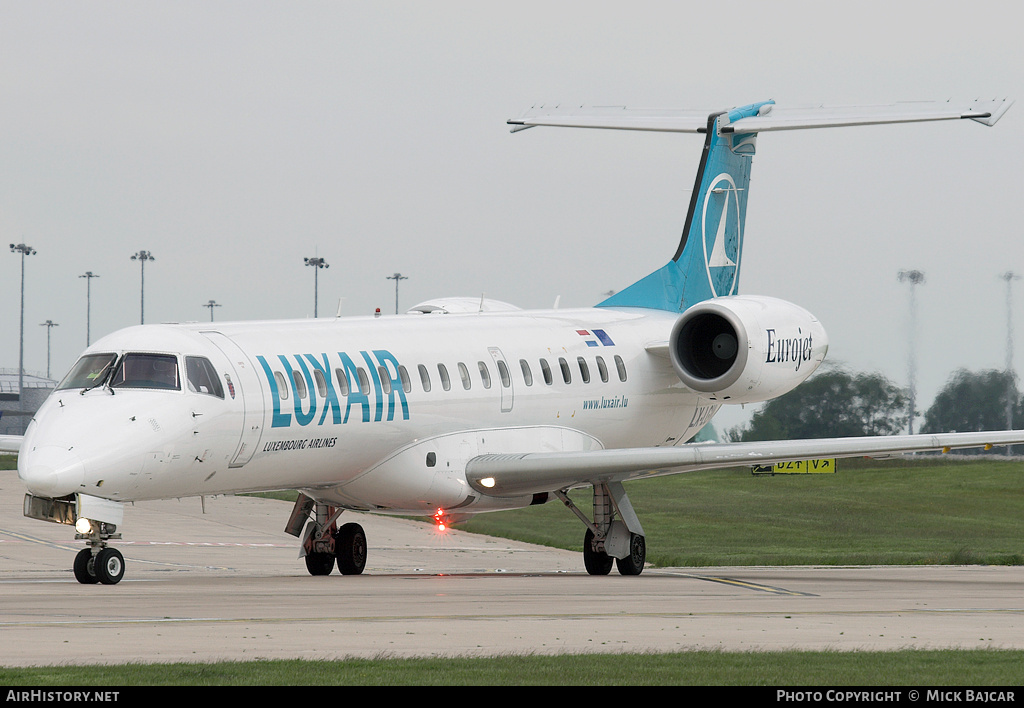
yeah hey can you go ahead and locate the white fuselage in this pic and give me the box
[19,306,714,516]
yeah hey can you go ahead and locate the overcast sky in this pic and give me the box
[2,0,1022,432]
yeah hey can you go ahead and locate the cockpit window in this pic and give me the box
[186,356,225,398]
[57,353,118,390]
[109,353,181,390]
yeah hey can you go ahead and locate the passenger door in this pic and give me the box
[488,347,514,413]
[201,331,265,467]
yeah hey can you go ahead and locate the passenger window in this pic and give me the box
[334,368,350,396]
[577,357,590,384]
[615,355,627,382]
[519,359,533,386]
[357,368,370,395]
[596,356,609,383]
[186,356,225,398]
[558,357,571,384]
[418,364,432,392]
[458,362,471,390]
[313,369,327,398]
[477,361,491,389]
[540,358,553,385]
[398,365,412,394]
[274,371,289,399]
[438,363,451,391]
[497,360,511,388]
[109,353,181,391]
[378,366,392,395]
[292,370,307,399]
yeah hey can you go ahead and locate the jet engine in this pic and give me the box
[669,295,828,405]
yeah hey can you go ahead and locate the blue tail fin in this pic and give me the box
[597,101,773,312]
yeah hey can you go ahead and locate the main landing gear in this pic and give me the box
[286,493,367,577]
[22,494,127,585]
[556,481,647,576]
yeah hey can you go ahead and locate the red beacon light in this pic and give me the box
[433,508,449,532]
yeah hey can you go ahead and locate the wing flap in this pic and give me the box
[466,430,1024,497]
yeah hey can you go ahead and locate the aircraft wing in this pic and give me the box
[0,435,23,454]
[508,98,1013,134]
[465,430,1024,498]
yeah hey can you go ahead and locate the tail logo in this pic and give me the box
[701,172,742,297]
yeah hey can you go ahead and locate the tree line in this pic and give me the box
[726,365,1023,453]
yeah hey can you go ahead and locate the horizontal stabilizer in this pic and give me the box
[509,98,1013,134]
[722,99,1013,133]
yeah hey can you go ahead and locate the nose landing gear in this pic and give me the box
[73,521,125,585]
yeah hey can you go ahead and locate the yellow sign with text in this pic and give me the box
[751,459,836,475]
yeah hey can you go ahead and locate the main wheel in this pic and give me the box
[582,528,613,576]
[95,547,125,585]
[615,533,646,576]
[73,548,98,585]
[305,551,336,576]
[335,522,367,575]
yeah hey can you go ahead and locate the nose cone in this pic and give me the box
[19,446,86,498]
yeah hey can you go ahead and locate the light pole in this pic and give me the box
[898,269,925,435]
[39,320,58,379]
[304,257,329,317]
[386,272,408,314]
[131,251,155,324]
[79,271,99,346]
[1001,271,1021,438]
[203,300,221,321]
[10,243,36,425]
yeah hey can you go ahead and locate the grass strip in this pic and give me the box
[2,649,1023,685]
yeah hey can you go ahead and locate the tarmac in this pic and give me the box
[2,467,1024,667]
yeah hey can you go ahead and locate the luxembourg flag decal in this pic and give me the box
[576,329,615,347]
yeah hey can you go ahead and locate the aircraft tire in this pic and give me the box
[615,533,646,576]
[335,522,367,575]
[73,548,99,585]
[305,552,336,576]
[583,528,613,576]
[95,547,125,585]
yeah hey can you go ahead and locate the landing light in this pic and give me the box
[479,477,496,488]
[75,517,93,535]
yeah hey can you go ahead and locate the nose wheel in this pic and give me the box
[73,546,125,585]
[73,519,125,585]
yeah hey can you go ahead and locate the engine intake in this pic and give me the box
[670,296,828,404]
[673,308,746,385]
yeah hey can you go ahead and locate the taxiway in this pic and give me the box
[2,468,1023,667]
